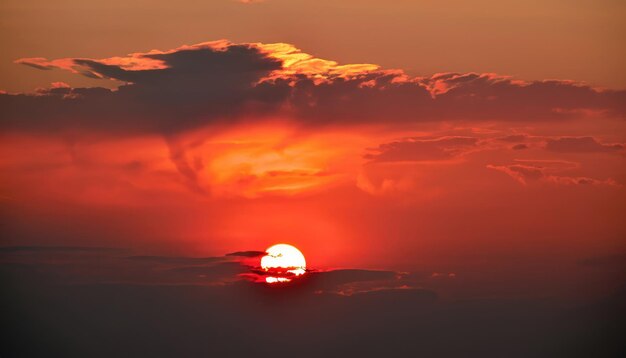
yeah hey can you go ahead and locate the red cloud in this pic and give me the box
[545,137,624,153]
[487,162,618,187]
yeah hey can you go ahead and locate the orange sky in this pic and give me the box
[1,0,625,93]
[1,22,625,303]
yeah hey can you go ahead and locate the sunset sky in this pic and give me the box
[1,1,625,357]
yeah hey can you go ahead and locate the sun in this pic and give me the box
[260,244,306,283]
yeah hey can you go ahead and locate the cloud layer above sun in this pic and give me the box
[4,40,624,135]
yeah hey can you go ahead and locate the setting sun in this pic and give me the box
[260,244,306,283]
[2,0,624,354]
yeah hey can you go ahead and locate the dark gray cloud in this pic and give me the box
[0,246,124,254]
[1,259,623,358]
[308,268,396,285]
[0,246,404,291]
[3,41,625,136]
[226,250,266,257]
[2,43,287,134]
[245,268,400,293]
[125,255,223,265]
[165,261,249,282]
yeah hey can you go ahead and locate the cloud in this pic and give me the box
[242,265,401,287]
[0,246,408,292]
[0,245,258,284]
[125,255,223,265]
[545,137,624,153]
[496,134,528,142]
[2,255,623,357]
[5,41,286,134]
[0,246,123,254]
[0,246,404,291]
[226,251,266,257]
[166,139,207,194]
[365,136,479,162]
[3,40,625,136]
[303,269,401,294]
[165,261,248,281]
[487,161,618,186]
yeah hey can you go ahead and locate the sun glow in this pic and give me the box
[260,244,306,283]
[199,123,365,197]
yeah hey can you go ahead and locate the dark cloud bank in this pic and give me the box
[1,246,624,357]
[2,41,625,135]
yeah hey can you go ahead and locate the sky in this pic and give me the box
[1,1,625,357]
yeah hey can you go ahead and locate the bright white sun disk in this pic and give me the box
[260,244,306,283]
